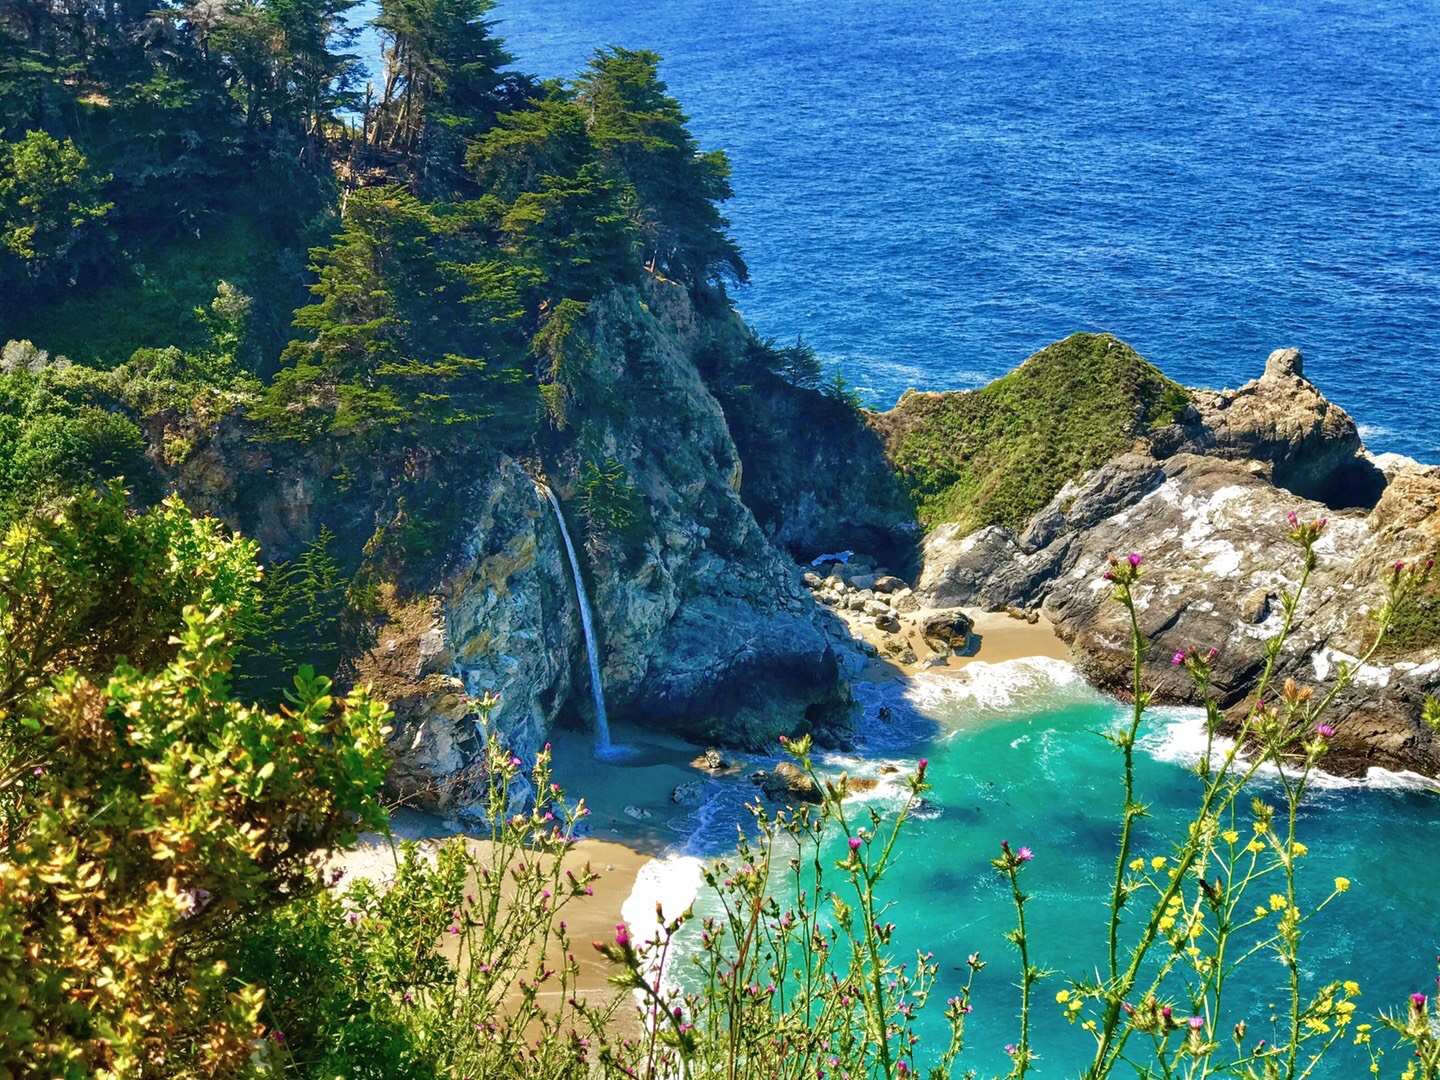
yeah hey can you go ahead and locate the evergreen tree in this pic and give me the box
[575,47,746,287]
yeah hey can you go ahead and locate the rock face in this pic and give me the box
[541,283,853,750]
[1168,348,1386,509]
[715,369,920,572]
[917,448,1440,777]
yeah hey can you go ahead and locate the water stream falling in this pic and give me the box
[538,483,613,756]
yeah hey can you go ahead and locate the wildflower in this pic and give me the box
[1004,1043,1017,1056]
[1290,841,1308,857]
[509,755,522,768]
[1171,649,1187,667]
[1188,1016,1205,1030]
[1222,829,1239,844]
[1334,877,1351,893]
[1344,981,1360,995]
[614,923,631,949]
[1016,846,1034,862]
[1410,992,1428,1013]
[271,1030,285,1043]
[1056,990,1071,1003]
[1316,723,1336,739]
[1151,856,1167,870]
[1128,857,1145,871]
[1127,552,1142,568]
[848,836,862,852]
[1268,893,1288,911]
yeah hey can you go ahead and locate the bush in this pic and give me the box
[0,490,391,1077]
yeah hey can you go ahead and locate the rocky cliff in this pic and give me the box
[909,347,1439,777]
[172,279,859,816]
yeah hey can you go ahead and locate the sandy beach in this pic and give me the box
[332,812,652,1016]
[840,603,1071,683]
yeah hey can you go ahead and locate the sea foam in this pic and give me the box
[1140,707,1440,793]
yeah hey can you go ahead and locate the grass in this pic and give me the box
[880,332,1191,533]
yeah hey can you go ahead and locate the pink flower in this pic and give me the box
[848,836,862,852]
[1411,992,1428,1011]
[1171,649,1187,666]
[1188,1016,1204,1030]
[1316,723,1336,739]
[614,923,631,949]
[1004,1043,1018,1055]
[1017,846,1034,862]
[1287,510,1299,528]
[509,755,523,768]
[1127,552,1143,568]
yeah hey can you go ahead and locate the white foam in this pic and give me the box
[899,657,1086,712]
[621,854,706,1011]
[1140,708,1440,793]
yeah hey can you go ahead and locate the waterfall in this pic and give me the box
[538,483,612,755]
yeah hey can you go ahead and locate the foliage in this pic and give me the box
[576,48,747,287]
[257,185,535,444]
[884,332,1192,532]
[227,736,617,1078]
[0,489,391,1077]
[235,527,349,703]
[578,456,647,545]
[1378,555,1440,658]
[0,130,111,282]
[0,489,260,718]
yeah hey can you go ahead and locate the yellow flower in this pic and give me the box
[1334,876,1351,893]
[1159,916,1176,931]
[1344,980,1361,996]
[1246,839,1264,854]
[1254,905,1268,918]
[1290,841,1308,857]
[1268,893,1288,911]
[1056,990,1071,1003]
[1221,829,1240,845]
[1128,857,1145,872]
[1186,945,1201,958]
[1151,856,1167,870]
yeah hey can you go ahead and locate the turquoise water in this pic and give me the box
[464,0,1440,460]
[663,665,1440,1077]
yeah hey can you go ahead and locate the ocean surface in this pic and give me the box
[385,0,1440,459]
[639,663,1440,1078]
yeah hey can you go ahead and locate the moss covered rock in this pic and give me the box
[874,332,1190,534]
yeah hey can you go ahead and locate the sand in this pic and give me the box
[838,603,1071,683]
[330,813,651,1024]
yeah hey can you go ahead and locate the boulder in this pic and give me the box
[671,781,705,805]
[753,761,821,804]
[863,599,891,617]
[874,612,901,633]
[873,575,906,593]
[920,609,974,650]
[691,747,729,772]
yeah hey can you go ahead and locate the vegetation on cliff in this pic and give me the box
[880,332,1191,533]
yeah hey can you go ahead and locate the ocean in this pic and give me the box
[355,4,1440,1072]
[637,663,1440,1078]
[470,0,1440,461]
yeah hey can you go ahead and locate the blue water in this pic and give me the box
[667,671,1440,1077]
[462,0,1440,460]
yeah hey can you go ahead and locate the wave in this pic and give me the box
[1139,707,1440,793]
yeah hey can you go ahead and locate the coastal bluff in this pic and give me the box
[173,291,1440,806]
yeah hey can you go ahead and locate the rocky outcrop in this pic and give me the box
[915,448,1440,776]
[1165,347,1386,509]
[717,372,920,571]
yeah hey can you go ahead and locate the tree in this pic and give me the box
[0,130,112,283]
[368,0,528,191]
[575,48,746,287]
[235,525,348,701]
[261,184,533,443]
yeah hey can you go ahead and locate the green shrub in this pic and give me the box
[885,333,1191,532]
